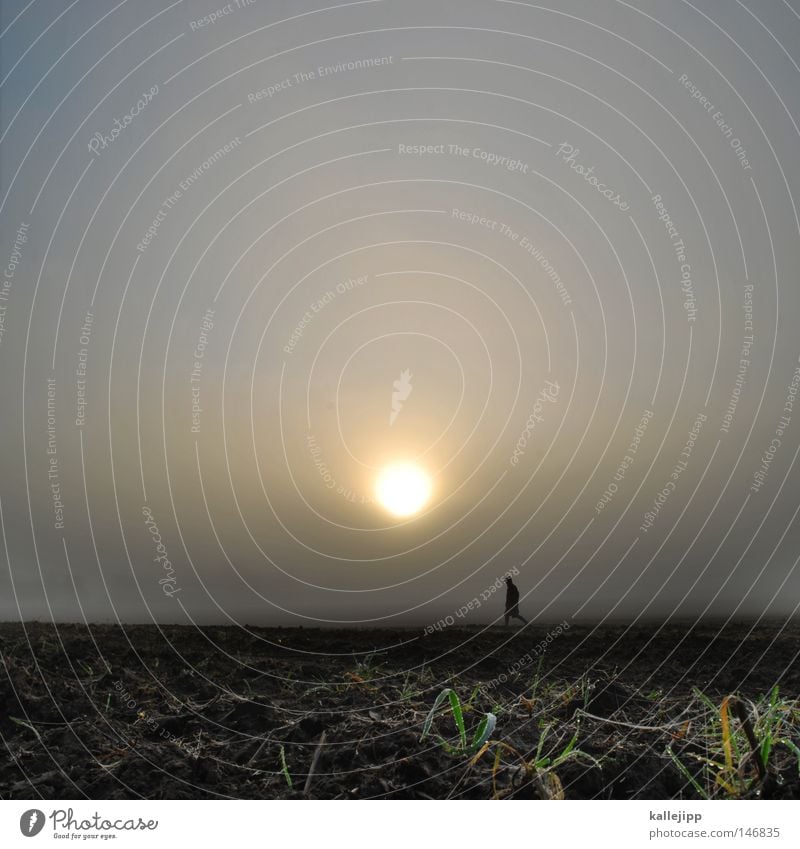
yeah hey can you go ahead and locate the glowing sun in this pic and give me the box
[374,463,432,517]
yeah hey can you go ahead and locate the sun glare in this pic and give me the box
[374,463,432,518]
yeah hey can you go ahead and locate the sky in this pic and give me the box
[1,0,799,626]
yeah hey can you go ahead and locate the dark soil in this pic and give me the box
[1,621,798,799]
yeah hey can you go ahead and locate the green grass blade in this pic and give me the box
[423,688,496,755]
[692,687,719,717]
[469,712,496,753]
[447,689,467,751]
[421,688,454,741]
[761,737,772,768]
[535,723,550,763]
[667,745,709,799]
[552,731,579,767]
[529,654,545,702]
[279,745,293,788]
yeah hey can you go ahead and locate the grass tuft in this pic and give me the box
[421,688,496,756]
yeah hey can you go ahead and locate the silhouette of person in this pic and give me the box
[504,575,528,627]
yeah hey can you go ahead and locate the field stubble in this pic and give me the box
[0,622,798,799]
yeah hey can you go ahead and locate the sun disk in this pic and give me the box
[374,463,432,517]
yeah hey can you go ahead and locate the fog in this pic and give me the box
[1,0,799,626]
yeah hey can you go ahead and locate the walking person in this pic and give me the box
[504,575,528,627]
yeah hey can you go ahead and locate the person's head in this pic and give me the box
[504,575,513,584]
